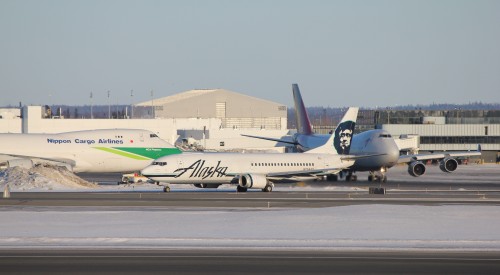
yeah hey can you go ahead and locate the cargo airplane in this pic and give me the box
[0,129,181,173]
[243,84,481,182]
[142,108,367,192]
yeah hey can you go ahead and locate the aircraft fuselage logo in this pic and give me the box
[47,138,124,145]
[174,159,228,179]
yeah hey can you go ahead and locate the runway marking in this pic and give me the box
[1,255,500,261]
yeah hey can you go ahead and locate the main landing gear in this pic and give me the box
[262,183,273,192]
[327,169,389,183]
[236,183,274,193]
[345,172,358,182]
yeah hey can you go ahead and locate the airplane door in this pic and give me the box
[321,156,330,168]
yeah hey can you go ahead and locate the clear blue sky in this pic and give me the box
[1,0,499,107]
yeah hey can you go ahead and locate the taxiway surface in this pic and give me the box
[2,164,500,274]
[2,250,500,275]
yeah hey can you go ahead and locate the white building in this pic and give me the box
[135,89,287,130]
[0,89,290,152]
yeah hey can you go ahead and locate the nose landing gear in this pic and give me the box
[368,167,388,183]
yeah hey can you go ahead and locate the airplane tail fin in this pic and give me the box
[306,107,358,155]
[292,84,313,135]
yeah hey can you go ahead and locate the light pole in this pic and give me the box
[107,90,111,119]
[130,90,134,119]
[90,92,93,119]
[151,90,154,118]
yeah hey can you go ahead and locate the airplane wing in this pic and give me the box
[0,153,76,169]
[226,167,344,183]
[267,168,343,178]
[341,153,387,161]
[240,134,297,145]
[397,145,482,164]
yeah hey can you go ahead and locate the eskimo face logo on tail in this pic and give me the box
[333,121,355,154]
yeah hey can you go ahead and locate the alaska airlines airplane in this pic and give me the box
[0,129,181,173]
[243,84,481,182]
[142,108,364,192]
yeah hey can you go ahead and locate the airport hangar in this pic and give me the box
[0,89,290,152]
[0,89,499,162]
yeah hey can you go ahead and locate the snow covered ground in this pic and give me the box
[1,204,500,251]
[0,165,99,192]
[1,164,499,251]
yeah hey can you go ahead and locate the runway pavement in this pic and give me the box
[1,249,500,274]
[2,188,500,208]
[2,165,500,273]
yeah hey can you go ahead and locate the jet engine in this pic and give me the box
[238,174,268,189]
[408,161,426,177]
[439,157,458,173]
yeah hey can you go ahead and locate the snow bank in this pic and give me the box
[0,165,98,191]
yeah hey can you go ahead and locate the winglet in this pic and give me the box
[306,107,358,155]
[292,84,313,135]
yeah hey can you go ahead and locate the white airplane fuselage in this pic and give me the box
[0,129,181,173]
[142,152,354,184]
[295,129,400,171]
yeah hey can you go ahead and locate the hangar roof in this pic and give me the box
[135,89,281,107]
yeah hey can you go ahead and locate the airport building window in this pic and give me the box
[420,136,500,144]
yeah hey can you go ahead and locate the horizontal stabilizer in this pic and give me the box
[241,134,298,145]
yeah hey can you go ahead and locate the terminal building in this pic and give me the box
[295,109,499,163]
[373,109,500,163]
[0,90,499,162]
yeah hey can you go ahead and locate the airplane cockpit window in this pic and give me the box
[379,134,392,138]
[152,161,167,166]
[150,134,159,138]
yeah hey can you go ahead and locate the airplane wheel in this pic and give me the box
[326,175,338,181]
[382,175,387,183]
[262,184,273,192]
[237,186,247,192]
[352,175,358,181]
[346,175,351,181]
[163,186,170,192]
[368,175,373,182]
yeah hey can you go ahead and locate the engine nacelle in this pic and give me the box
[238,174,268,189]
[193,183,221,189]
[440,157,458,173]
[408,161,426,177]
[6,159,34,169]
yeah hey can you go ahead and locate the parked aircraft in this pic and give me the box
[141,108,366,192]
[243,84,481,182]
[0,129,181,173]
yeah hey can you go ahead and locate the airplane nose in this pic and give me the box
[389,143,401,164]
[141,165,152,176]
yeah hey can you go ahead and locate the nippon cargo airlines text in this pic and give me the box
[46,138,125,145]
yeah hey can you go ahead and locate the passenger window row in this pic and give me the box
[251,163,314,167]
